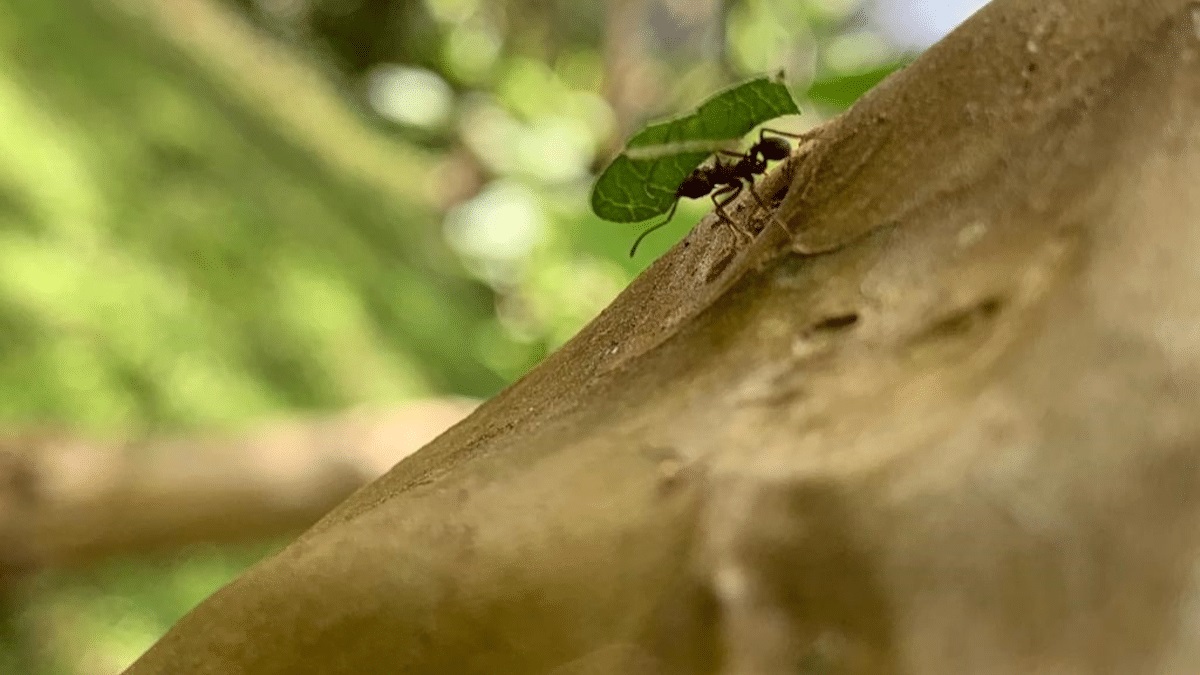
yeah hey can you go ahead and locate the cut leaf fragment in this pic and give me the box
[591,76,801,224]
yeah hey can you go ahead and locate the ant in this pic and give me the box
[629,128,810,257]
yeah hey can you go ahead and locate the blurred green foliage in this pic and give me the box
[0,2,514,435]
[0,0,909,672]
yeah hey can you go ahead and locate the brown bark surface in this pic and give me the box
[124,0,1200,673]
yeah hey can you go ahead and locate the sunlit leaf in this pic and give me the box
[590,75,800,223]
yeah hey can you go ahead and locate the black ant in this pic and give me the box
[629,128,810,257]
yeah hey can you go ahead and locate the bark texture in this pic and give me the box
[124,0,1200,673]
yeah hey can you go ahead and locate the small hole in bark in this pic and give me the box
[811,313,860,332]
[917,296,1005,341]
[703,252,735,283]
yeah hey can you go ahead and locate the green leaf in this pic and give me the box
[805,62,908,109]
[591,76,800,223]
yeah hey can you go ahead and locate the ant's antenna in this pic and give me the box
[629,200,679,257]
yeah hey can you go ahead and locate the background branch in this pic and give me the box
[0,399,475,581]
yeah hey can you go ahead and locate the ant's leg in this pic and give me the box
[745,179,771,212]
[737,176,782,234]
[712,184,755,242]
[747,177,798,243]
[713,183,741,218]
[628,199,680,258]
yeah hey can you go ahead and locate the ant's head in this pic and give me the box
[756,136,792,161]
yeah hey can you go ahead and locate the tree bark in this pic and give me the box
[124,0,1200,673]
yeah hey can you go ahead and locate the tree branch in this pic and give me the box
[0,400,475,580]
[124,1,1200,673]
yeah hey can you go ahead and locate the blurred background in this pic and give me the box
[0,0,985,672]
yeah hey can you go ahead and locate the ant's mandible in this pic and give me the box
[629,128,809,257]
